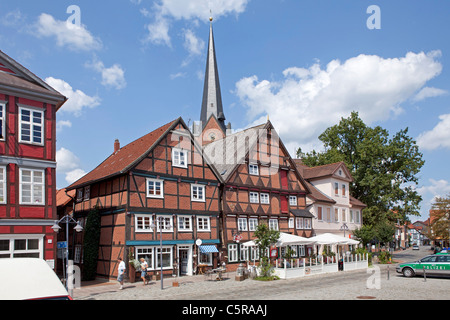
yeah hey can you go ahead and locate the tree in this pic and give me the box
[430,194,450,246]
[253,223,280,278]
[298,112,424,226]
[82,206,101,281]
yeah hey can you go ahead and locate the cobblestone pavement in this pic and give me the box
[73,263,450,300]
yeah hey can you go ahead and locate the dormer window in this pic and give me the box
[249,164,259,175]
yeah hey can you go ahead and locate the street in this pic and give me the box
[74,246,450,301]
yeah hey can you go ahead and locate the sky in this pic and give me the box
[1,0,449,223]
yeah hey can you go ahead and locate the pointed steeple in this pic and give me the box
[200,17,226,132]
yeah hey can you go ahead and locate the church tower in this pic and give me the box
[196,17,231,145]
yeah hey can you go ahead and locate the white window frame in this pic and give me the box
[0,234,44,259]
[249,192,259,203]
[191,184,205,202]
[136,247,155,270]
[19,168,45,205]
[240,244,249,261]
[341,208,347,222]
[334,182,339,196]
[156,215,173,232]
[249,163,259,175]
[334,208,339,222]
[76,189,83,202]
[177,215,192,232]
[355,210,361,224]
[237,217,248,231]
[260,193,270,204]
[156,247,173,270]
[304,218,312,230]
[248,218,258,231]
[172,148,188,168]
[0,102,5,141]
[197,216,210,232]
[296,217,304,229]
[228,244,238,262]
[0,166,6,204]
[289,218,294,229]
[19,106,44,145]
[135,215,154,232]
[289,195,297,206]
[83,186,90,201]
[146,178,164,198]
[269,218,278,231]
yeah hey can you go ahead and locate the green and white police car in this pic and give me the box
[396,251,450,278]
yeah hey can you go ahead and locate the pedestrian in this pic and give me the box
[117,257,126,290]
[140,258,148,285]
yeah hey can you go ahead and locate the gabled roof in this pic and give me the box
[294,160,353,182]
[67,117,224,190]
[305,181,336,204]
[56,188,76,207]
[203,120,311,194]
[0,50,67,110]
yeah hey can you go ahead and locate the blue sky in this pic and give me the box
[1,0,449,222]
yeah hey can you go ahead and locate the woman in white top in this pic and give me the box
[117,257,126,290]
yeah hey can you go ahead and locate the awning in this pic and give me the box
[291,209,314,218]
[199,245,219,253]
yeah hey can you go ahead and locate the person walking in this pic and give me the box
[117,257,126,290]
[140,258,148,285]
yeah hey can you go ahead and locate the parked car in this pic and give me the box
[396,253,450,278]
[0,258,71,300]
[412,244,419,250]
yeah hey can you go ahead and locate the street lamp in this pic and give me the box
[150,216,171,290]
[52,215,83,291]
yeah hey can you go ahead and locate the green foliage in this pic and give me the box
[298,111,424,226]
[253,223,280,279]
[82,206,101,281]
[377,251,392,264]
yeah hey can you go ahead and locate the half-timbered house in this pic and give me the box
[66,118,223,280]
[0,50,67,267]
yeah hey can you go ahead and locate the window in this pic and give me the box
[199,251,213,265]
[0,103,5,140]
[355,210,361,224]
[147,179,164,198]
[0,166,6,204]
[172,148,188,168]
[0,235,43,259]
[76,189,83,202]
[84,186,90,201]
[342,184,346,197]
[350,210,354,223]
[19,107,44,145]
[296,217,303,229]
[191,184,205,202]
[135,215,153,232]
[136,247,154,270]
[304,218,312,229]
[334,208,339,222]
[237,218,247,231]
[197,216,210,232]
[341,209,346,222]
[249,164,259,175]
[289,218,294,228]
[156,247,173,269]
[269,219,278,231]
[157,216,173,232]
[248,218,258,231]
[228,244,238,262]
[240,244,249,261]
[19,169,45,205]
[178,216,192,231]
[250,246,259,261]
[317,206,323,221]
[260,193,270,204]
[249,192,259,203]
[289,196,297,206]
[334,182,339,196]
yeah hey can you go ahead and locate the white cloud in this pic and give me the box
[142,0,249,47]
[56,120,72,132]
[235,51,443,153]
[183,29,204,56]
[56,148,87,185]
[35,13,102,51]
[413,86,448,102]
[86,57,127,90]
[417,114,450,150]
[45,77,101,116]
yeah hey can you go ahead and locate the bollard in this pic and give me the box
[423,266,426,282]
[387,265,390,280]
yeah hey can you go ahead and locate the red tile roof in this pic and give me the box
[67,118,178,190]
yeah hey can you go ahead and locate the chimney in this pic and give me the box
[114,139,120,153]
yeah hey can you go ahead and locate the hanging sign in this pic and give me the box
[270,245,278,258]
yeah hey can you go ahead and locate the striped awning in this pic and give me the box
[199,245,219,253]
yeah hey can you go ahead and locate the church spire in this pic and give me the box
[200,17,226,132]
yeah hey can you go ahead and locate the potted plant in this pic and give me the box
[128,248,140,283]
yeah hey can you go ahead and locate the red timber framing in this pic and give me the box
[0,51,67,267]
[67,118,224,280]
[203,121,313,270]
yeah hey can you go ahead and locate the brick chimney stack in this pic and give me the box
[114,139,120,153]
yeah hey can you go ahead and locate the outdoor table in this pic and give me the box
[213,267,226,281]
